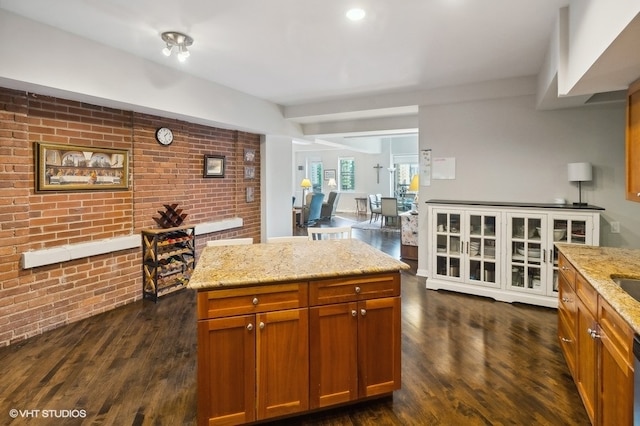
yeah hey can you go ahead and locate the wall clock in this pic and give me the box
[155,127,174,146]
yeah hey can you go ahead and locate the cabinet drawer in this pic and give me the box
[309,273,400,306]
[558,310,577,377]
[558,275,577,331]
[197,283,308,320]
[598,296,634,367]
[575,273,597,316]
[558,254,576,288]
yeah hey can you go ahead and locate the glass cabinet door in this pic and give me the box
[507,213,547,294]
[546,215,593,295]
[466,212,499,288]
[434,210,462,280]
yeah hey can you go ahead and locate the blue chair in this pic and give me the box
[303,193,324,226]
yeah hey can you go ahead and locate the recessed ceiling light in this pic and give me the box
[346,8,366,21]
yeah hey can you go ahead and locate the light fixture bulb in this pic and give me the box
[177,48,190,62]
[162,45,172,56]
[346,8,366,21]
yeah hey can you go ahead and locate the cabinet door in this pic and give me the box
[506,213,547,294]
[309,302,358,409]
[575,298,597,425]
[197,315,256,426]
[357,297,401,397]
[465,210,500,288]
[599,297,634,426]
[256,308,309,420]
[627,78,640,202]
[433,209,464,281]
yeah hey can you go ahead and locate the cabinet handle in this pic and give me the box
[259,322,265,330]
[587,327,601,339]
[561,266,568,271]
[465,241,469,254]
[351,310,357,317]
[252,297,259,305]
[542,249,546,263]
[247,323,253,331]
[560,337,572,343]
[561,297,572,303]
[355,286,361,294]
[360,309,367,316]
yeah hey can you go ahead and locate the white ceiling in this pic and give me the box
[0,0,569,109]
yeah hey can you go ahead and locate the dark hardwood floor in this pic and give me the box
[0,213,589,425]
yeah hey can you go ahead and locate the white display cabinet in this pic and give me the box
[426,201,602,308]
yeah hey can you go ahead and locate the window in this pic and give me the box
[339,157,355,191]
[310,161,323,192]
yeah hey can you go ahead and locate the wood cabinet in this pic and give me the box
[308,274,401,409]
[197,283,309,426]
[196,272,402,425]
[626,78,640,202]
[427,201,601,307]
[557,253,634,425]
[141,225,195,302]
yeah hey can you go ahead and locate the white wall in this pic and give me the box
[562,0,640,95]
[416,94,639,274]
[263,135,295,240]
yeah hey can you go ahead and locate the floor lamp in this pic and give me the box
[300,178,312,208]
[568,162,592,206]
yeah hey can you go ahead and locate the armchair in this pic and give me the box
[302,192,324,226]
[320,191,340,220]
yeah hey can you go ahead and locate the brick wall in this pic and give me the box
[0,87,262,346]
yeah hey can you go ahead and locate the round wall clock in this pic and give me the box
[155,127,174,146]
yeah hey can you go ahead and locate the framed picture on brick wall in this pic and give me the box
[204,155,225,178]
[35,142,129,192]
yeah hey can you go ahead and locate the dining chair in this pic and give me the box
[368,194,381,223]
[307,226,352,241]
[380,197,400,228]
[266,236,309,243]
[206,237,253,246]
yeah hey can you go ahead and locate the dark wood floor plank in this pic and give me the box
[0,213,589,425]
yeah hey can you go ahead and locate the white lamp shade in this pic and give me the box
[327,178,337,188]
[567,162,592,182]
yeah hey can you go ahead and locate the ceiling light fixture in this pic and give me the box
[161,31,194,62]
[346,8,366,21]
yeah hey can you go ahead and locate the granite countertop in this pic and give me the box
[188,239,410,290]
[556,244,640,334]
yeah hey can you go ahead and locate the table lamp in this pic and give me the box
[300,178,312,207]
[327,178,337,189]
[567,162,592,206]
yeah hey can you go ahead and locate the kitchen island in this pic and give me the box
[188,239,409,426]
[556,244,640,425]
[557,244,640,333]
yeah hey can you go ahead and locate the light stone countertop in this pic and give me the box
[188,239,410,290]
[556,244,640,334]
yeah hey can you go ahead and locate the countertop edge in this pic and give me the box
[188,267,409,291]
